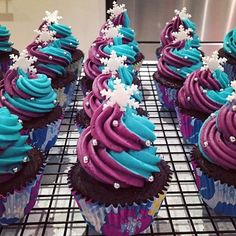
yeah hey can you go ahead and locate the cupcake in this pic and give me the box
[218,27,236,81]
[69,82,171,235]
[81,36,137,95]
[153,25,202,111]
[156,7,200,59]
[0,50,63,152]
[0,25,19,76]
[27,38,73,108]
[191,83,236,216]
[176,51,233,144]
[0,107,46,225]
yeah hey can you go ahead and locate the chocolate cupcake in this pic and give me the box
[176,51,233,144]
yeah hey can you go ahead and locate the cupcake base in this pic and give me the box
[68,161,171,235]
[191,147,236,217]
[133,52,144,72]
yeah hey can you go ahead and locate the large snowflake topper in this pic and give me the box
[10,50,37,73]
[201,51,227,72]
[101,24,123,39]
[34,24,56,45]
[100,50,127,76]
[100,78,139,111]
[43,10,62,24]
[107,1,126,19]
[174,7,191,20]
[172,25,193,43]
[227,81,236,102]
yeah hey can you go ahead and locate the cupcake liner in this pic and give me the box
[28,117,63,152]
[175,106,204,145]
[223,63,236,81]
[192,159,236,217]
[155,47,162,60]
[63,80,77,108]
[154,80,178,111]
[0,155,46,225]
[133,58,144,73]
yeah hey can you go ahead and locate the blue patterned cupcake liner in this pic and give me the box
[175,106,204,145]
[192,162,236,217]
[223,63,236,81]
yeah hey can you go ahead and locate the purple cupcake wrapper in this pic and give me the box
[223,63,236,81]
[0,157,46,225]
[154,80,178,111]
[71,190,167,236]
[175,107,204,145]
[192,160,236,217]
[28,117,63,152]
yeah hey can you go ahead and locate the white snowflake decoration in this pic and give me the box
[43,10,62,24]
[10,50,37,73]
[201,51,227,72]
[100,50,127,76]
[100,78,139,111]
[172,25,193,43]
[227,81,236,102]
[34,24,56,45]
[174,7,191,20]
[101,24,123,39]
[107,1,126,19]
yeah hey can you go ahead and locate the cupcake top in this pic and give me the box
[0,25,13,53]
[160,7,200,49]
[178,51,233,114]
[0,107,32,175]
[198,81,236,170]
[0,50,57,121]
[157,25,202,82]
[223,27,236,58]
[78,82,161,188]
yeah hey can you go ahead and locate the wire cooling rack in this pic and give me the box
[1,61,236,236]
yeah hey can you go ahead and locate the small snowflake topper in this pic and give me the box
[100,78,139,111]
[10,49,37,74]
[174,7,191,20]
[34,24,56,45]
[227,81,236,102]
[100,50,127,76]
[43,10,62,24]
[107,1,126,19]
[201,51,227,72]
[101,23,123,39]
[172,25,193,43]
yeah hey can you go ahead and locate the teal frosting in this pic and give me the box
[223,28,236,57]
[0,25,13,52]
[183,19,196,32]
[59,35,78,49]
[122,11,130,27]
[48,23,71,37]
[103,37,136,63]
[0,107,32,174]
[37,63,65,76]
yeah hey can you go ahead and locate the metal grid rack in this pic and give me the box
[1,61,236,236]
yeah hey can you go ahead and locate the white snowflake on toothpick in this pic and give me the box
[10,50,37,73]
[34,24,56,45]
[107,1,126,19]
[43,10,62,24]
[172,25,192,43]
[100,50,127,76]
[101,24,123,39]
[100,78,139,111]
[174,7,191,20]
[201,51,227,72]
[227,81,236,102]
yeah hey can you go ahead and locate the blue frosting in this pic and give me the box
[0,25,13,52]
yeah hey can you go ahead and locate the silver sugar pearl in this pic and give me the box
[23,156,29,162]
[110,42,113,45]
[203,89,207,94]
[165,35,168,39]
[83,156,89,164]
[49,56,53,60]
[85,101,89,107]
[220,88,223,92]
[210,113,215,117]
[38,45,42,49]
[1,96,5,100]
[53,100,57,104]
[229,136,236,142]
[92,139,98,146]
[203,141,208,147]
[12,167,18,173]
[112,120,119,127]
[194,77,198,82]
[145,140,151,147]
[177,68,180,71]
[148,176,154,182]
[187,96,191,101]
[114,183,120,189]
[18,119,23,124]
[30,97,34,100]
[184,56,188,59]
[69,43,73,45]
[232,105,236,111]
[96,54,99,57]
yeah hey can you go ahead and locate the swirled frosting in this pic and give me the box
[223,28,236,58]
[157,40,202,82]
[0,107,32,174]
[0,25,13,53]
[178,69,233,114]
[77,105,160,188]
[198,100,236,170]
[0,69,57,121]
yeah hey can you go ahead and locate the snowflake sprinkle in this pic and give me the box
[201,51,227,72]
[10,50,37,74]
[100,78,139,111]
[100,50,127,76]
[227,81,236,102]
[172,25,193,43]
[43,10,62,24]
[101,24,123,39]
[107,1,126,19]
[34,24,56,45]
[174,7,191,20]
